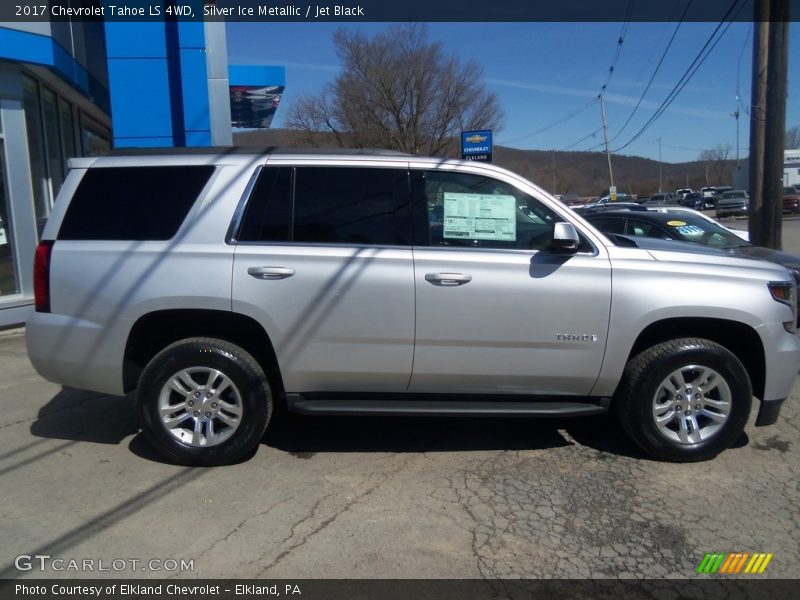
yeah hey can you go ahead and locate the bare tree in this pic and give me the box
[287,24,504,156]
[786,125,800,149]
[698,143,732,185]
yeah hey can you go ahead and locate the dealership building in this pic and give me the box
[0,15,283,326]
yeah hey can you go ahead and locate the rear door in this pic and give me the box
[232,163,416,393]
[409,168,612,395]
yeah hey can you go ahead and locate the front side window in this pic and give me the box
[421,170,562,250]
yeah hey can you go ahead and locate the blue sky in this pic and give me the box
[227,21,799,164]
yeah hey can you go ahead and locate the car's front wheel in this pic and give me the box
[615,338,751,462]
[137,338,272,466]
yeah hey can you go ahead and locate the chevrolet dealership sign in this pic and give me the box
[461,130,493,162]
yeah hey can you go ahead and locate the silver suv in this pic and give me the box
[26,149,800,465]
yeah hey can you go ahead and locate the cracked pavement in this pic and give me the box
[0,325,798,580]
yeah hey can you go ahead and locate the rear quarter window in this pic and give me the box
[58,166,214,240]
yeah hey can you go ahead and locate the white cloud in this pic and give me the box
[487,77,729,120]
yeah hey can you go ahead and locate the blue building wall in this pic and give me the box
[0,25,110,112]
[105,13,213,147]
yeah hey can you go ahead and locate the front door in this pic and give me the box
[409,168,612,395]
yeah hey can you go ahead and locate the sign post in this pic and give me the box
[461,130,493,162]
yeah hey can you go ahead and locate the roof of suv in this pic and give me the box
[103,146,414,157]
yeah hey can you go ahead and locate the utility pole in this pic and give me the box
[748,0,788,249]
[552,150,556,196]
[762,1,789,249]
[657,137,662,192]
[599,94,614,191]
[732,107,740,183]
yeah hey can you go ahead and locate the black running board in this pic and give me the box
[286,395,608,418]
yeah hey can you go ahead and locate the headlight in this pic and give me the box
[768,281,798,333]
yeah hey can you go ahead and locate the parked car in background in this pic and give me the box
[716,190,750,218]
[642,194,681,207]
[584,208,800,284]
[713,186,734,206]
[572,202,646,216]
[679,192,705,211]
[649,206,749,241]
[675,188,693,199]
[700,187,718,208]
[596,192,636,204]
[783,186,800,214]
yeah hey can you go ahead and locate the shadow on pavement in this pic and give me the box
[263,411,652,460]
[29,387,137,444]
[29,388,748,463]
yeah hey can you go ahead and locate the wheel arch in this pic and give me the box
[626,317,765,400]
[124,309,285,400]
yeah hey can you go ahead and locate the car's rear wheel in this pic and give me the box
[615,338,751,462]
[137,338,272,466]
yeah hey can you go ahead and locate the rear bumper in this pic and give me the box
[26,311,127,395]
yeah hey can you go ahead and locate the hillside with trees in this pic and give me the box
[233,127,736,198]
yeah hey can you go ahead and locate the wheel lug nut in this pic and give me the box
[205,412,212,418]
[695,393,701,399]
[211,402,218,408]
[695,404,700,410]
[188,400,194,407]
[193,411,200,417]
[194,391,201,398]
[207,392,212,398]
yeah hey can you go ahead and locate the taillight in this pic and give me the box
[34,240,54,313]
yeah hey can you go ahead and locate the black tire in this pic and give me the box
[136,337,272,466]
[615,338,751,462]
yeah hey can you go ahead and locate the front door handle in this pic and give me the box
[425,272,472,286]
[247,266,295,280]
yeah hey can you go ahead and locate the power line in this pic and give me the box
[611,0,746,154]
[559,127,604,152]
[600,0,634,93]
[607,0,693,144]
[501,97,598,145]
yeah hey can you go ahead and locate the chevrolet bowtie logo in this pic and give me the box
[465,134,488,144]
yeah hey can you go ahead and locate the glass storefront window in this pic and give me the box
[22,75,50,237]
[80,115,111,156]
[42,87,65,196]
[0,140,20,297]
[59,97,76,167]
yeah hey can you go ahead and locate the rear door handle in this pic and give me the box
[247,266,295,280]
[425,272,472,286]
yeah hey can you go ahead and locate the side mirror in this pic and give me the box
[550,222,579,253]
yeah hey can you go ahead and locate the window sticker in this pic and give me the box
[676,225,704,236]
[442,193,517,241]
[666,220,686,226]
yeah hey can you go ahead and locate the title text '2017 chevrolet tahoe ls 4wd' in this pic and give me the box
[26,148,800,465]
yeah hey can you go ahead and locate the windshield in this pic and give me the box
[660,215,748,248]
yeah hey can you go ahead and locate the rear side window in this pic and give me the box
[293,167,408,245]
[58,166,214,240]
[238,166,411,246]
